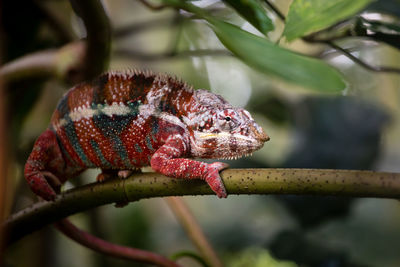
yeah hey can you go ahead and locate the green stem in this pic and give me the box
[3,168,400,246]
[165,197,223,267]
[170,251,209,267]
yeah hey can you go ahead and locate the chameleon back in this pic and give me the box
[50,71,193,171]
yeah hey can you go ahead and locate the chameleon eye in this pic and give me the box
[218,115,237,131]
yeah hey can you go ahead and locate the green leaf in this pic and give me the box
[208,19,346,92]
[284,0,374,41]
[223,0,274,34]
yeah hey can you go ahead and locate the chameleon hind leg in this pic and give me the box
[24,129,65,201]
[96,169,141,207]
[96,169,139,182]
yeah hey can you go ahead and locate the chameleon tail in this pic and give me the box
[24,129,64,201]
[55,219,179,267]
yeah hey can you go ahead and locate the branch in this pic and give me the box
[4,168,400,246]
[0,42,86,84]
[69,0,111,80]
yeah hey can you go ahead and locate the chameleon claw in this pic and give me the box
[97,169,120,182]
[118,170,134,179]
[26,172,58,201]
[205,162,229,198]
[96,173,108,182]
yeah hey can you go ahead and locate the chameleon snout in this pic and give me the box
[259,130,270,142]
[249,123,270,143]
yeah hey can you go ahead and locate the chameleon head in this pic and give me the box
[187,91,270,159]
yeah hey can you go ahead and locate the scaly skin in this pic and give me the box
[24,70,269,200]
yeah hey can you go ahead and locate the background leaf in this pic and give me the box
[209,19,346,92]
[223,0,274,34]
[284,0,373,41]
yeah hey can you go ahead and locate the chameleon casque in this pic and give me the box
[24,70,269,200]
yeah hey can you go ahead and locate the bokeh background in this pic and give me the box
[2,0,400,266]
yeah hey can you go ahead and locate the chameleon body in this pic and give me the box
[24,70,269,200]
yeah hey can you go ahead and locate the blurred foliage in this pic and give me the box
[269,231,367,267]
[222,0,274,34]
[3,0,400,267]
[284,97,389,170]
[1,0,65,143]
[283,0,373,41]
[227,247,297,267]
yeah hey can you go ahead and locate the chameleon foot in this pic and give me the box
[117,170,135,179]
[25,171,61,201]
[96,169,119,182]
[205,162,229,198]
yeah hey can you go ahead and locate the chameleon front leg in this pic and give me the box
[150,136,229,198]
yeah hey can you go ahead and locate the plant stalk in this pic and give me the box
[3,168,400,246]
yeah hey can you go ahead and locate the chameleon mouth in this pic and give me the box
[219,152,253,160]
[217,134,267,160]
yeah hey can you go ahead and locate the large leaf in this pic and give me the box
[223,0,274,34]
[209,19,346,92]
[283,0,373,41]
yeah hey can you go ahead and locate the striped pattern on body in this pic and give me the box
[50,70,194,170]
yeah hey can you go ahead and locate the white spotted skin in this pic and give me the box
[52,70,268,166]
[183,90,270,160]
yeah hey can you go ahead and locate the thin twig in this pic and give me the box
[4,168,400,246]
[114,49,230,61]
[138,0,168,11]
[166,197,223,267]
[263,0,285,21]
[55,219,180,267]
[322,40,400,74]
[114,17,176,38]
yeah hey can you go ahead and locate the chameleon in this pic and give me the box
[24,70,269,201]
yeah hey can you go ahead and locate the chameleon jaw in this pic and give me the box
[219,153,253,160]
[190,130,267,159]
